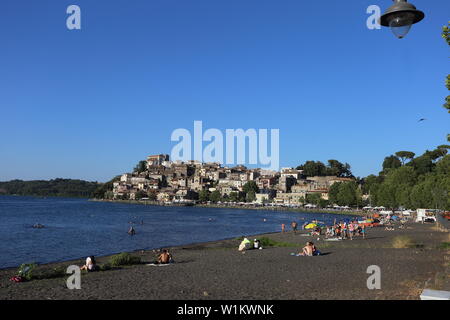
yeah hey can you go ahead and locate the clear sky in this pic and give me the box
[0,0,449,182]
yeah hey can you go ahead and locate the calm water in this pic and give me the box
[0,196,354,268]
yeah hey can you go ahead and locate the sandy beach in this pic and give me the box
[0,221,448,300]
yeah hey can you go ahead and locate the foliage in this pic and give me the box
[17,263,38,281]
[134,190,147,200]
[198,190,210,202]
[92,176,120,199]
[395,151,415,165]
[328,181,361,207]
[243,181,259,194]
[134,160,147,173]
[296,160,353,177]
[108,253,141,267]
[246,190,256,202]
[209,190,221,203]
[442,22,450,140]
[257,237,297,248]
[382,155,401,172]
[368,147,450,210]
[0,179,101,198]
[305,193,321,206]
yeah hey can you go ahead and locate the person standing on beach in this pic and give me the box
[291,221,298,234]
[281,224,285,233]
[361,224,366,239]
[348,223,354,240]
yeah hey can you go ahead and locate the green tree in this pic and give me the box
[395,151,415,165]
[442,22,450,114]
[209,190,221,203]
[382,155,401,172]
[336,182,358,206]
[242,181,259,194]
[305,193,321,205]
[297,161,327,177]
[326,160,353,177]
[135,190,147,200]
[328,182,341,204]
[198,190,210,202]
[409,155,434,175]
[133,160,147,173]
[229,192,239,202]
[246,190,256,202]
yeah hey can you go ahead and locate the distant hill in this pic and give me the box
[0,179,102,198]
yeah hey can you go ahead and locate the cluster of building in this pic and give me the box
[111,154,355,205]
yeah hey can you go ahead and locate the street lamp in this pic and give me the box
[379,0,425,39]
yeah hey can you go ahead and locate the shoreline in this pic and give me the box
[1,221,448,300]
[90,198,367,216]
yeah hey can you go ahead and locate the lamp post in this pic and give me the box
[379,0,425,39]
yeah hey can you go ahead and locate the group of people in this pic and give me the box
[324,221,366,240]
[238,238,263,251]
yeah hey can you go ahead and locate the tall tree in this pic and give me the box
[209,190,221,203]
[243,181,259,194]
[134,160,147,173]
[382,155,401,172]
[442,22,450,141]
[395,151,415,165]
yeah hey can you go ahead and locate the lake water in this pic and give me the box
[0,196,355,268]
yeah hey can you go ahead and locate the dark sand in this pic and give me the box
[0,222,448,300]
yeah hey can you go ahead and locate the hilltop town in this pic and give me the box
[108,154,358,207]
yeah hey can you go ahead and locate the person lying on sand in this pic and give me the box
[80,256,97,271]
[238,238,252,251]
[157,249,173,264]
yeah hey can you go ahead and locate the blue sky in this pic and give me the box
[0,0,449,182]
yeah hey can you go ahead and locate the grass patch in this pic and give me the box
[439,242,450,249]
[392,236,416,248]
[35,266,67,280]
[108,253,141,267]
[258,237,297,248]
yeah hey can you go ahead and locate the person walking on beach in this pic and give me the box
[361,224,366,239]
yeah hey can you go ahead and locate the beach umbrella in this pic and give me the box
[305,223,317,229]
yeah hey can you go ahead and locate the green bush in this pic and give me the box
[36,266,67,280]
[17,263,37,281]
[108,253,141,267]
[99,263,112,271]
